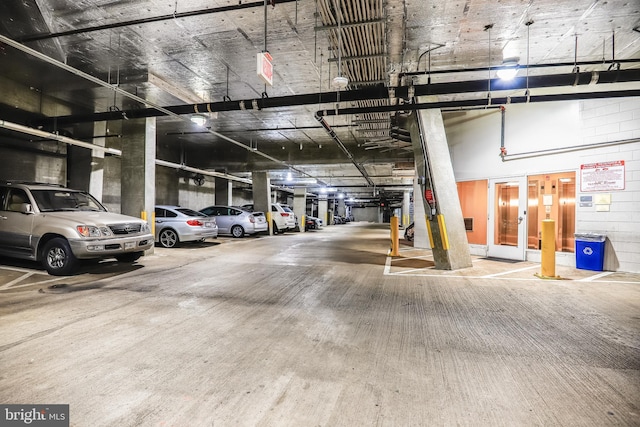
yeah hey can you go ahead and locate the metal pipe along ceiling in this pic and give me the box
[0,34,319,182]
[35,69,640,127]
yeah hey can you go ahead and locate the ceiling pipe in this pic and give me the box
[314,113,375,186]
[0,118,259,185]
[0,34,320,183]
[316,89,640,117]
[17,0,299,43]
[402,59,640,78]
[0,119,122,155]
[35,68,640,127]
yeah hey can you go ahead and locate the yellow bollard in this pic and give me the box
[539,219,558,279]
[390,216,400,256]
[425,216,435,249]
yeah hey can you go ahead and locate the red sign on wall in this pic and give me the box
[257,52,273,86]
[425,189,435,204]
[580,160,625,192]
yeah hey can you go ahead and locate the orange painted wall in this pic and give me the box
[457,180,488,245]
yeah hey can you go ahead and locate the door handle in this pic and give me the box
[518,216,524,224]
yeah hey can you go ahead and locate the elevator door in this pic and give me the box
[488,177,527,260]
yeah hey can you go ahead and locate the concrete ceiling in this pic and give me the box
[1,0,639,201]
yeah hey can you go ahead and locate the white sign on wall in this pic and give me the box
[580,160,625,192]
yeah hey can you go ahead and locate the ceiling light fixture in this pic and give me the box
[332,0,349,90]
[190,114,207,126]
[497,59,519,81]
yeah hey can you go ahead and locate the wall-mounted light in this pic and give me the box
[190,114,207,127]
[497,59,519,81]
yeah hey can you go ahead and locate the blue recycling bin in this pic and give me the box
[575,233,606,271]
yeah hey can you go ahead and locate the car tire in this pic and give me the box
[231,225,244,238]
[272,221,279,235]
[42,237,77,276]
[159,228,179,248]
[116,252,143,263]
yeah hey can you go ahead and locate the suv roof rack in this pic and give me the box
[5,181,64,187]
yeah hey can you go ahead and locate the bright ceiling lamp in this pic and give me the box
[190,114,207,127]
[497,59,519,81]
[332,75,349,89]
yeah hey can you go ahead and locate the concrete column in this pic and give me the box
[318,195,328,227]
[412,172,430,249]
[227,181,233,206]
[252,171,272,235]
[89,121,107,201]
[293,187,306,232]
[337,198,346,217]
[215,176,231,205]
[402,189,411,227]
[405,105,472,270]
[121,117,156,252]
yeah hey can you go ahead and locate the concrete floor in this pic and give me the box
[0,222,638,426]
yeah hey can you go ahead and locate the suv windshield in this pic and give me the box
[30,189,106,212]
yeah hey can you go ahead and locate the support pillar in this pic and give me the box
[318,195,329,227]
[215,176,232,205]
[337,198,346,217]
[293,187,306,232]
[402,189,411,227]
[89,121,106,201]
[404,104,472,270]
[252,171,272,235]
[412,171,430,249]
[121,117,156,253]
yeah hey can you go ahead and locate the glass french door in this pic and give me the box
[488,177,527,260]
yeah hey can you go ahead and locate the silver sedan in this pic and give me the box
[155,205,218,248]
[199,205,268,237]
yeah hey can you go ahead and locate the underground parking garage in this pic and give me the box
[1,0,640,425]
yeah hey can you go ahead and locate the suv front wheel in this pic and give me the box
[42,237,78,275]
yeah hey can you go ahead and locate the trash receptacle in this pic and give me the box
[575,233,606,271]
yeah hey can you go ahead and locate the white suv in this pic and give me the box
[242,203,296,234]
[0,182,154,275]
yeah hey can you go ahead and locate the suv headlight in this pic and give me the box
[140,222,150,233]
[77,225,113,237]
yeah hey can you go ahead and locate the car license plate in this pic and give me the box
[125,242,135,249]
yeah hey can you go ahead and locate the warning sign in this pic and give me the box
[580,160,625,192]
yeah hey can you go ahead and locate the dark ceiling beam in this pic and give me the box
[33,69,640,128]
[17,0,299,43]
[316,89,640,117]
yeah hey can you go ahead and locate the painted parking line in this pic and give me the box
[480,264,540,278]
[383,255,640,284]
[577,271,614,282]
[0,266,65,290]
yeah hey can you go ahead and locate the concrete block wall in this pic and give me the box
[576,99,640,273]
[0,145,66,185]
[446,96,640,272]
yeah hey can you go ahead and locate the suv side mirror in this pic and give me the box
[19,203,34,214]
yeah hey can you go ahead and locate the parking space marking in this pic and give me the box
[577,271,614,282]
[0,267,66,290]
[480,264,540,278]
[1,271,35,289]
